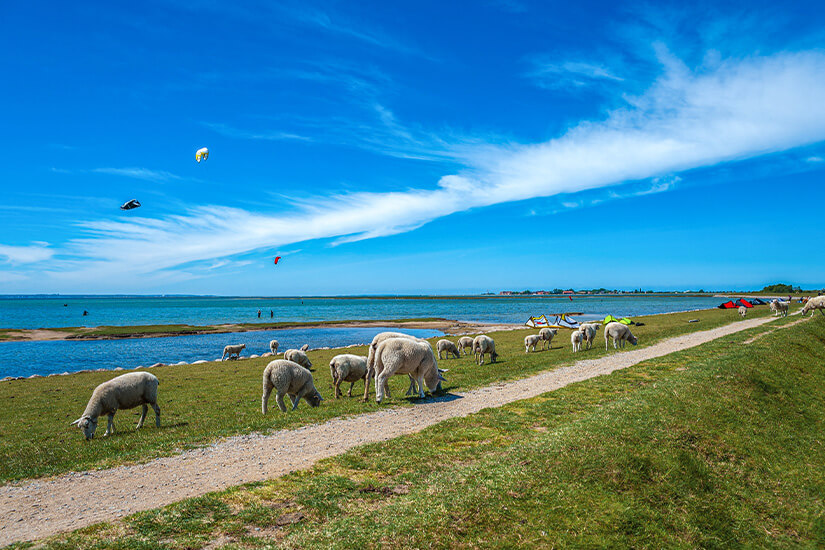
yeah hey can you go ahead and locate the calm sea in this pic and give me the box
[0,295,725,378]
[0,295,723,330]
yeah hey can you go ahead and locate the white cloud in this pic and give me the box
[529,59,624,89]
[15,49,825,282]
[0,243,54,265]
[92,167,182,182]
[807,156,823,163]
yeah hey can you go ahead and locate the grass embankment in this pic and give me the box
[0,306,782,482]
[10,306,823,548]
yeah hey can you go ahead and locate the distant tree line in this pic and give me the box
[761,283,802,293]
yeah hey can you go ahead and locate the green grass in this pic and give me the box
[9,306,823,548]
[0,306,784,482]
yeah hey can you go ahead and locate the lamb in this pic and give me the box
[604,322,638,350]
[372,338,444,403]
[436,339,460,359]
[770,299,789,317]
[262,360,323,412]
[801,296,825,317]
[283,349,313,370]
[473,335,498,365]
[570,329,584,352]
[71,372,160,440]
[363,331,427,402]
[538,328,558,350]
[221,343,246,361]
[457,336,475,355]
[738,306,747,318]
[524,334,541,353]
[269,339,279,355]
[580,323,600,350]
[329,354,367,398]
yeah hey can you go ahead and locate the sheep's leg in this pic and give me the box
[362,367,373,402]
[348,381,355,397]
[275,391,288,412]
[104,413,115,436]
[137,404,148,429]
[290,393,301,411]
[333,378,341,399]
[262,380,274,414]
[416,374,425,399]
[375,372,390,403]
[152,403,161,427]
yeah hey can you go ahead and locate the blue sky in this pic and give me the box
[2,0,825,294]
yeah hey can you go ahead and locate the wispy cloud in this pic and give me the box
[201,123,312,143]
[806,156,823,163]
[92,167,182,182]
[0,243,54,265]
[14,48,825,283]
[528,59,625,90]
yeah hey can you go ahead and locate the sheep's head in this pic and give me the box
[490,350,498,363]
[71,415,97,440]
[306,391,323,408]
[629,335,638,346]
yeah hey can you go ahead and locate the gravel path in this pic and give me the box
[0,315,783,546]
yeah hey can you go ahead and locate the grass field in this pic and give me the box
[7,305,822,548]
[0,306,784,482]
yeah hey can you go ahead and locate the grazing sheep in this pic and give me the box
[604,322,638,350]
[301,343,309,351]
[221,343,246,361]
[580,323,600,350]
[437,339,460,359]
[473,335,498,365]
[364,332,427,402]
[329,354,367,398]
[524,334,541,353]
[269,339,279,354]
[770,299,789,317]
[738,306,747,318]
[570,329,584,352]
[283,349,313,370]
[372,338,444,403]
[801,296,825,317]
[457,336,475,355]
[71,372,160,440]
[262,360,322,412]
[538,328,558,350]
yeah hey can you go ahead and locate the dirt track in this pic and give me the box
[0,314,789,546]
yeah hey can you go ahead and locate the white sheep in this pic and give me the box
[580,323,600,350]
[269,339,279,355]
[364,331,426,402]
[329,354,367,398]
[770,299,789,317]
[283,349,313,370]
[604,322,638,350]
[71,372,160,440]
[457,336,475,355]
[372,338,444,403]
[436,339,460,359]
[473,335,498,365]
[262,360,323,412]
[524,334,541,353]
[570,329,584,352]
[221,343,246,361]
[738,306,747,318]
[538,328,558,350]
[801,296,825,317]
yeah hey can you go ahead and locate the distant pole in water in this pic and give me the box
[270,310,273,318]
[82,310,88,316]
[257,309,261,318]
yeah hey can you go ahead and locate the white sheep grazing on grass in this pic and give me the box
[364,332,427,402]
[473,335,498,365]
[373,338,444,403]
[801,296,825,317]
[570,330,584,352]
[538,328,558,350]
[738,306,747,318]
[524,334,541,353]
[221,344,246,361]
[457,336,475,355]
[262,360,323,412]
[301,343,309,351]
[269,339,279,354]
[604,322,638,350]
[580,323,600,350]
[329,354,367,398]
[770,299,789,317]
[437,339,460,359]
[71,372,160,440]
[283,349,313,370]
